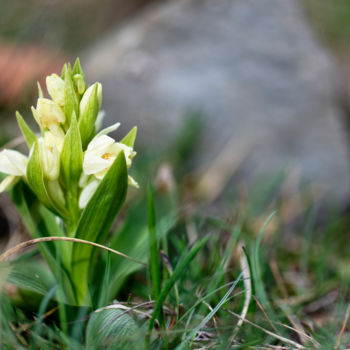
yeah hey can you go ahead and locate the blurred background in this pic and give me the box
[1,0,350,204]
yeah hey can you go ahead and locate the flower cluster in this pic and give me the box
[0,59,137,220]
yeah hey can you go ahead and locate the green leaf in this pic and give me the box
[64,71,79,126]
[148,185,161,299]
[16,111,37,150]
[71,152,128,304]
[78,83,99,149]
[121,127,137,148]
[26,141,52,209]
[148,235,210,332]
[251,211,276,312]
[178,273,243,350]
[86,308,143,350]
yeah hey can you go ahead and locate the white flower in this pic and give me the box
[0,149,28,192]
[46,74,65,106]
[79,178,99,209]
[31,98,66,136]
[78,127,138,208]
[83,134,135,180]
[38,132,61,181]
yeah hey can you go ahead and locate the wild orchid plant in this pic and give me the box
[0,59,138,306]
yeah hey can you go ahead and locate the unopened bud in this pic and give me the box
[73,74,86,95]
[39,134,60,181]
[32,98,65,130]
[80,83,102,117]
[46,74,65,106]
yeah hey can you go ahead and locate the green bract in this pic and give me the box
[0,58,138,305]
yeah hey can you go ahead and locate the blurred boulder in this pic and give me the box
[83,0,350,200]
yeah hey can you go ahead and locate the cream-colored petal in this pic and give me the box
[36,98,65,128]
[128,175,139,188]
[79,179,100,209]
[0,175,19,192]
[86,135,115,153]
[0,149,28,176]
[83,155,111,175]
[95,110,106,132]
[96,122,120,137]
[46,74,65,106]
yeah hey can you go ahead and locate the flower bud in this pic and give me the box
[46,74,65,106]
[73,74,86,95]
[38,133,60,181]
[32,98,66,130]
[80,83,102,117]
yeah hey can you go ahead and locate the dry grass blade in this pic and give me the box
[334,304,350,350]
[0,236,147,266]
[270,258,312,346]
[253,296,280,335]
[225,309,305,349]
[230,243,251,341]
[276,322,319,347]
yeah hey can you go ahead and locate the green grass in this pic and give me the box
[1,138,350,349]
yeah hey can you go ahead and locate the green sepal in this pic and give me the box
[121,126,137,148]
[26,141,53,209]
[60,112,83,224]
[78,83,99,149]
[60,112,83,187]
[73,57,85,80]
[64,72,79,127]
[16,111,37,149]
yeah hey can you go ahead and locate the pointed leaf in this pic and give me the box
[71,152,128,304]
[26,141,52,209]
[60,112,83,187]
[121,127,137,148]
[148,185,161,299]
[16,111,37,149]
[73,57,85,80]
[148,235,210,332]
[64,72,79,126]
[78,84,99,148]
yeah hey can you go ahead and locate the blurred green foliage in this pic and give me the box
[304,0,350,52]
[0,0,155,51]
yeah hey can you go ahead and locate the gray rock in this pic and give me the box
[83,0,350,200]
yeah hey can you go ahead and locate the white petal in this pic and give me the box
[46,74,65,106]
[0,175,19,192]
[86,134,115,153]
[79,179,100,209]
[95,110,105,132]
[96,122,120,137]
[79,173,90,188]
[0,149,28,175]
[36,98,65,128]
[83,155,111,175]
[128,175,139,188]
